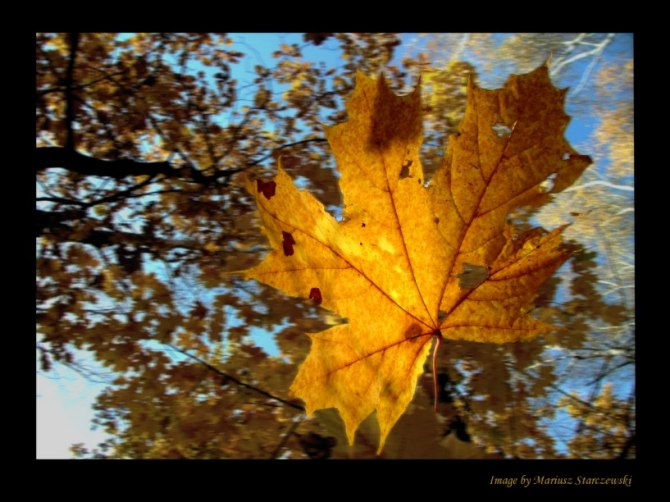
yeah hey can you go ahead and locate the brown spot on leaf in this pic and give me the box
[400,160,412,179]
[283,231,296,245]
[282,231,296,256]
[309,287,322,305]
[257,179,276,200]
[403,323,422,342]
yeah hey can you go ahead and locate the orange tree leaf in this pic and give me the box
[243,65,591,453]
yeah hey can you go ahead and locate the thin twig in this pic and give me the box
[37,69,128,99]
[518,367,597,411]
[562,180,633,193]
[36,196,88,207]
[269,418,303,459]
[166,343,305,412]
[246,137,327,169]
[83,174,158,208]
[570,34,615,97]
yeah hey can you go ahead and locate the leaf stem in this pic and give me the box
[432,331,443,412]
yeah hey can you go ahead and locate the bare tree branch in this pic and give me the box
[246,137,328,169]
[36,195,88,207]
[166,343,306,412]
[36,136,327,190]
[64,33,80,151]
[36,69,128,100]
[550,33,615,79]
[36,209,208,250]
[570,34,615,96]
[563,180,634,193]
[35,146,238,184]
[269,418,302,459]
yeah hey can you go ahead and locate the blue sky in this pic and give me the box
[37,359,109,458]
[36,33,633,458]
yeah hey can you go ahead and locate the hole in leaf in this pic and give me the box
[492,123,513,138]
[540,172,558,193]
[293,175,310,189]
[562,152,571,161]
[456,263,489,289]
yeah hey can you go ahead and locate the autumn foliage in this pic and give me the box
[36,33,633,459]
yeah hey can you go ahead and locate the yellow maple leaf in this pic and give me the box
[243,65,591,453]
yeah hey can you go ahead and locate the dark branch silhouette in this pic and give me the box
[35,147,240,184]
[35,138,327,186]
[64,33,80,151]
[36,209,210,250]
[166,343,305,412]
